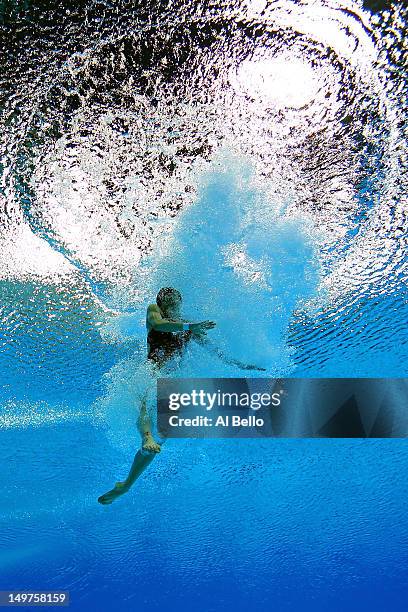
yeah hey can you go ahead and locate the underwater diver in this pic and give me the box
[98,286,264,505]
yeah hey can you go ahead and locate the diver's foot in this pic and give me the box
[98,481,128,505]
[142,433,161,454]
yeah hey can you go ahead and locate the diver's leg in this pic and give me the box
[138,395,161,453]
[98,450,157,505]
[98,396,161,505]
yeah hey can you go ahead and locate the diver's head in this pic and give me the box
[156,287,182,315]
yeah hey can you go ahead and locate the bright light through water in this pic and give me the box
[233,56,320,108]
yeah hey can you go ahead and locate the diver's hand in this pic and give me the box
[243,364,266,372]
[230,359,266,371]
[190,320,216,333]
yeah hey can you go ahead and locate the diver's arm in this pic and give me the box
[147,305,185,332]
[192,333,266,371]
[147,304,215,333]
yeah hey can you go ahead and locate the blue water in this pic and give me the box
[2,428,408,611]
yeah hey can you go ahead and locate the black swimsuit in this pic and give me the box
[147,326,192,368]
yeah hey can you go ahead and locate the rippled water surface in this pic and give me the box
[0,0,407,610]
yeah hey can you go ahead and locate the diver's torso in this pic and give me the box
[147,320,192,368]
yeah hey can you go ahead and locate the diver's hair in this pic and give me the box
[156,287,182,308]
